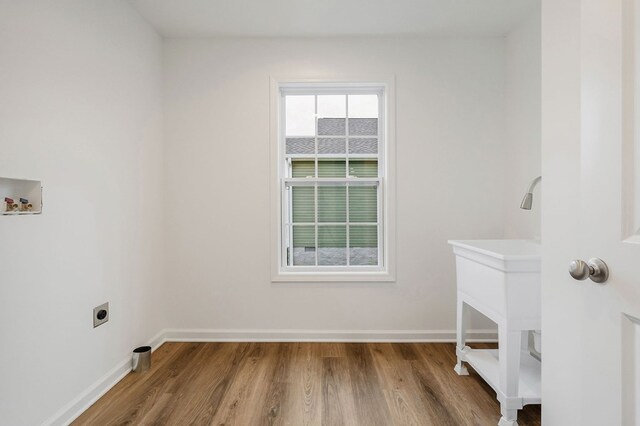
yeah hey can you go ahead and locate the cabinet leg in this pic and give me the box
[498,328,522,393]
[498,409,518,426]
[498,328,522,426]
[454,359,468,375]
[454,298,469,375]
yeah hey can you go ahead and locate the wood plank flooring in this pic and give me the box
[73,342,541,426]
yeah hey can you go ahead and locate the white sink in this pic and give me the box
[449,239,541,425]
[448,239,540,323]
[448,239,540,273]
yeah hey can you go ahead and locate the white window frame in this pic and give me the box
[270,77,396,282]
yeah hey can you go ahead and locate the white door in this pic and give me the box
[543,0,640,424]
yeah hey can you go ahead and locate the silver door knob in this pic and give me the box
[568,258,609,283]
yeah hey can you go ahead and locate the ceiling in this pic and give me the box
[129,0,539,38]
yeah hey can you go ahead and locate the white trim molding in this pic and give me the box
[42,331,166,426]
[269,76,397,283]
[161,328,498,343]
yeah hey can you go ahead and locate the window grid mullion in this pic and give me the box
[378,181,383,267]
[346,185,350,266]
[286,134,375,139]
[286,154,378,160]
[314,95,319,266]
[287,222,377,226]
[345,94,350,266]
[284,178,380,184]
[314,184,318,266]
[281,94,288,267]
[288,178,293,266]
[375,93,382,267]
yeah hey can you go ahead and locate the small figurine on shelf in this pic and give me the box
[4,197,18,212]
[19,198,32,212]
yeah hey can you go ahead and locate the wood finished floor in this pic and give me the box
[73,342,541,426]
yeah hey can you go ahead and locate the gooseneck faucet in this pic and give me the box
[520,176,541,210]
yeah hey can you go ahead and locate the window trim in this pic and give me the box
[270,77,396,283]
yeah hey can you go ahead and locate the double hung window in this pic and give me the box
[279,84,386,272]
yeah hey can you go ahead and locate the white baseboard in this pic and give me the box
[162,328,498,343]
[43,327,497,425]
[43,330,166,426]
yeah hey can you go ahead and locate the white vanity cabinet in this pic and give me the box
[448,239,541,426]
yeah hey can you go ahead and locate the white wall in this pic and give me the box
[0,1,164,425]
[0,5,542,421]
[503,11,542,239]
[163,37,508,334]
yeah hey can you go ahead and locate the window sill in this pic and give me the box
[271,270,396,283]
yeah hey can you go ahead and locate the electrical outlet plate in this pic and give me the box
[93,302,109,328]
